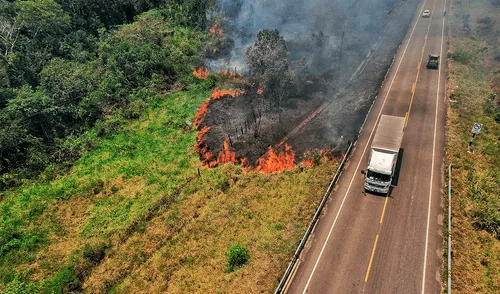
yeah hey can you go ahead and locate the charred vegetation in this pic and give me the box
[195,0,420,172]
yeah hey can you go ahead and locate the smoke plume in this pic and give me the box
[204,0,420,159]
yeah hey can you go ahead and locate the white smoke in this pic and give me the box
[211,0,399,78]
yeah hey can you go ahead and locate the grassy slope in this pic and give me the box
[446,0,500,292]
[0,75,339,293]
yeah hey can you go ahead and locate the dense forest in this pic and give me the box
[0,0,214,189]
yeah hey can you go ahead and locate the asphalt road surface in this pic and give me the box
[285,0,447,292]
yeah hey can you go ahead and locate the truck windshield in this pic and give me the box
[367,170,391,182]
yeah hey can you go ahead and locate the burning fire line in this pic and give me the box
[215,137,238,166]
[193,66,209,79]
[193,88,245,128]
[256,143,296,174]
[193,88,334,172]
[299,149,336,168]
[219,71,241,79]
[209,20,224,38]
[193,88,245,167]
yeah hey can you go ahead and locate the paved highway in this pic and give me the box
[285,0,447,292]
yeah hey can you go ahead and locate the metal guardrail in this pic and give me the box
[447,164,452,293]
[274,141,354,294]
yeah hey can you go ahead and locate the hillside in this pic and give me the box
[1,0,498,292]
[0,73,341,292]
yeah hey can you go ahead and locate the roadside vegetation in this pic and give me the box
[0,0,341,292]
[446,0,500,292]
[0,74,338,292]
[0,0,213,188]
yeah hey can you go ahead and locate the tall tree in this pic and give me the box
[0,0,71,87]
[246,29,291,116]
[246,29,288,77]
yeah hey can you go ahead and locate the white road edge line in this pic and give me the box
[300,2,428,293]
[421,0,446,292]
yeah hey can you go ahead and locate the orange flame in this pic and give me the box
[193,66,209,79]
[302,158,315,167]
[240,157,251,172]
[193,88,245,128]
[196,136,238,168]
[257,88,263,94]
[216,137,238,165]
[210,88,245,100]
[194,126,215,166]
[300,149,336,168]
[209,20,224,38]
[194,126,210,149]
[193,101,209,128]
[193,88,244,167]
[220,71,238,79]
[256,144,296,173]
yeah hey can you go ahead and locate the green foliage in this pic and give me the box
[95,13,205,107]
[246,29,289,77]
[43,263,81,293]
[3,276,41,294]
[448,49,475,65]
[0,2,210,185]
[82,242,108,265]
[446,1,500,291]
[56,0,162,31]
[0,219,47,263]
[467,169,500,238]
[39,58,100,124]
[163,0,216,28]
[0,83,213,291]
[0,0,72,87]
[226,244,250,272]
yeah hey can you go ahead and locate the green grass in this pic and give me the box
[445,0,500,292]
[0,78,214,291]
[0,73,340,293]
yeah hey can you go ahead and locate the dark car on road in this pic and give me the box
[426,54,439,69]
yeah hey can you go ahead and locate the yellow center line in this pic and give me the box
[365,234,380,282]
[365,0,439,286]
[406,0,438,125]
[380,196,389,224]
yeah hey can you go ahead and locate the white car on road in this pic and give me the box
[422,9,430,17]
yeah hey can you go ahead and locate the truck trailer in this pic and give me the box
[363,115,405,194]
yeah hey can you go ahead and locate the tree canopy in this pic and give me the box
[0,0,213,188]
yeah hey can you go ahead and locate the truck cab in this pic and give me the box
[363,115,405,194]
[364,149,398,193]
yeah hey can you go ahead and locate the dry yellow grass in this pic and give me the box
[445,0,500,292]
[109,163,337,293]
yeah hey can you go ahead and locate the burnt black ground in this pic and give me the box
[201,0,420,165]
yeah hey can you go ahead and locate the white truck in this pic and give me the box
[363,115,405,194]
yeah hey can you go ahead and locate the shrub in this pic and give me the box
[82,242,108,265]
[226,244,249,272]
[448,49,474,65]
